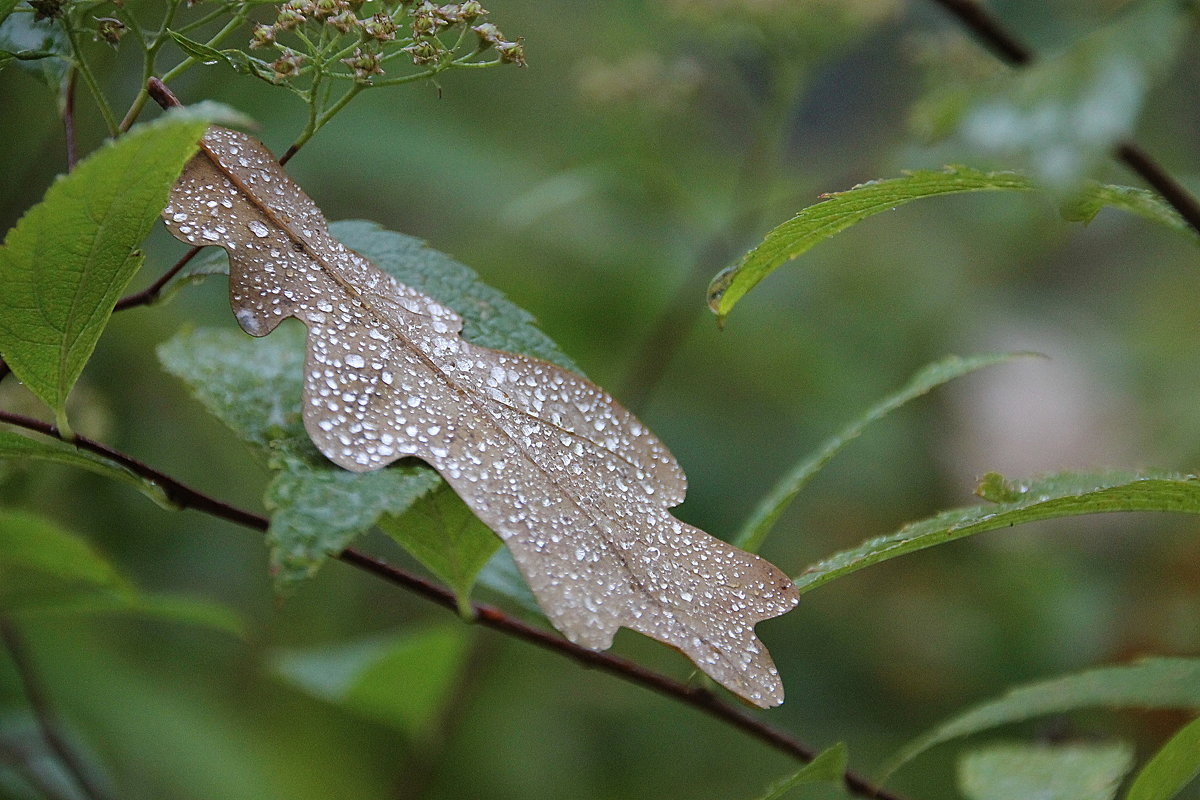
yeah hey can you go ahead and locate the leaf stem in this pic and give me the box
[61,19,119,136]
[0,618,112,800]
[279,83,363,164]
[0,407,908,800]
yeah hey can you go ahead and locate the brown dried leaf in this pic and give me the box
[161,127,799,707]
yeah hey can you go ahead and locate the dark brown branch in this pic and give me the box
[924,0,1200,238]
[0,618,112,800]
[0,408,906,800]
[63,69,78,172]
[113,246,202,311]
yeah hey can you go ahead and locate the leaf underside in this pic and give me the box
[161,127,798,707]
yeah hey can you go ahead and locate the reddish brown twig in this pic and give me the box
[0,408,905,800]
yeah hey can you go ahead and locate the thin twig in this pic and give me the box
[924,0,1200,237]
[0,618,112,800]
[113,246,202,311]
[63,69,78,171]
[0,409,906,800]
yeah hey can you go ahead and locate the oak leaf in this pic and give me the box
[161,126,799,707]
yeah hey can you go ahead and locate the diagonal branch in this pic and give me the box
[0,408,907,800]
[924,0,1200,237]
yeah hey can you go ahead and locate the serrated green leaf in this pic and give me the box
[1125,716,1200,800]
[0,11,68,86]
[377,484,501,615]
[957,0,1187,188]
[889,658,1200,776]
[958,742,1134,800]
[708,168,1200,320]
[272,625,471,738]
[0,430,173,507]
[735,353,1029,553]
[0,114,210,432]
[159,221,576,591]
[749,743,849,800]
[795,471,1200,594]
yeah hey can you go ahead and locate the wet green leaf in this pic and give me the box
[0,114,210,432]
[750,743,849,800]
[889,658,1200,775]
[159,220,575,593]
[796,471,1200,594]
[735,353,1029,553]
[1125,716,1200,800]
[273,625,471,738]
[708,168,1199,320]
[377,484,502,615]
[958,742,1134,800]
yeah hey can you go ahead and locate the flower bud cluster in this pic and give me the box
[248,0,523,84]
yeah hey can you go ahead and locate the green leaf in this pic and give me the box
[735,353,1029,553]
[272,625,471,739]
[159,220,577,591]
[956,0,1187,188]
[0,509,243,633]
[0,430,174,508]
[795,471,1200,594]
[0,11,68,87]
[377,484,502,615]
[749,743,849,800]
[1125,716,1200,800]
[889,658,1200,775]
[166,30,266,78]
[958,742,1134,800]
[0,114,211,433]
[707,168,1200,320]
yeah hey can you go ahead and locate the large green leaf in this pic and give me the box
[795,472,1200,593]
[749,743,849,800]
[159,220,575,592]
[706,169,1197,320]
[377,484,502,615]
[272,625,471,739]
[0,113,211,433]
[1125,716,1200,800]
[0,509,242,634]
[0,429,173,508]
[735,353,1027,553]
[889,658,1200,775]
[958,742,1134,800]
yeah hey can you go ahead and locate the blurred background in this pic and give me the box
[2,0,1200,798]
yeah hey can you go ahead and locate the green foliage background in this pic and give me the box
[2,0,1200,798]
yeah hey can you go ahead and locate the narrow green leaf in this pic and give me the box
[708,169,1200,320]
[159,221,577,592]
[0,114,211,429]
[795,471,1200,594]
[0,11,68,86]
[273,626,471,739]
[749,743,849,800]
[168,29,230,65]
[735,353,1029,553]
[889,658,1200,775]
[958,742,1134,800]
[377,484,502,614]
[1125,716,1200,800]
[0,430,173,508]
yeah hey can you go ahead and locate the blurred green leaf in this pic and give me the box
[0,510,242,633]
[377,484,501,615]
[0,430,175,508]
[750,743,849,800]
[0,0,18,28]
[0,11,68,86]
[273,625,471,739]
[957,0,1188,188]
[795,471,1200,593]
[958,742,1134,800]
[735,353,1030,553]
[708,167,1199,319]
[889,658,1200,775]
[0,114,210,432]
[159,221,577,592]
[1125,716,1200,800]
